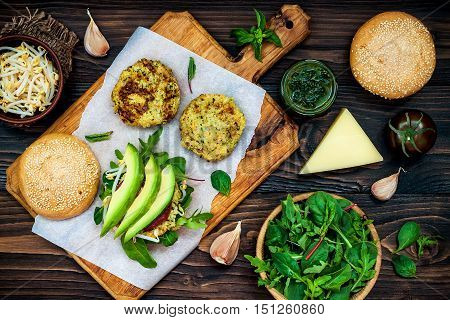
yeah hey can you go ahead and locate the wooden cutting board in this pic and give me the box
[6,4,310,299]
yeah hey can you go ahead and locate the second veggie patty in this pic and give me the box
[179,94,246,161]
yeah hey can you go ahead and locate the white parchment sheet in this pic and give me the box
[32,27,265,290]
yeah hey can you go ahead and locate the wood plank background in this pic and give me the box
[0,0,449,299]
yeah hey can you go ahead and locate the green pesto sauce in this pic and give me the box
[281,60,337,116]
[288,65,332,110]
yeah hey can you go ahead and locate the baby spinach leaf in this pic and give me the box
[392,254,416,278]
[121,236,157,268]
[211,170,231,196]
[394,221,421,253]
[329,284,352,300]
[281,194,298,224]
[272,252,301,279]
[160,230,179,247]
[266,221,287,246]
[165,157,186,174]
[284,278,307,300]
[301,241,329,271]
[322,264,352,292]
[93,206,103,225]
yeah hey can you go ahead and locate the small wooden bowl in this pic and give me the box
[0,34,64,126]
[256,192,382,300]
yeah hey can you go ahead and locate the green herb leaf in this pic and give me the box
[93,206,103,225]
[85,131,113,143]
[210,170,231,196]
[177,211,213,229]
[303,260,328,274]
[392,254,416,278]
[139,127,163,161]
[109,161,118,169]
[230,28,254,46]
[160,230,179,247]
[263,29,282,47]
[121,236,157,268]
[394,221,421,253]
[187,57,196,93]
[266,221,287,246]
[254,9,266,30]
[251,40,262,62]
[322,264,352,291]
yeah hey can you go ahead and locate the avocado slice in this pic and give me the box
[114,155,161,238]
[100,144,143,237]
[123,165,176,243]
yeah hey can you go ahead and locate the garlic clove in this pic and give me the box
[84,8,110,57]
[371,167,405,201]
[210,221,241,265]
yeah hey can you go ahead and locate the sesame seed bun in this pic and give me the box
[18,133,100,220]
[350,12,435,99]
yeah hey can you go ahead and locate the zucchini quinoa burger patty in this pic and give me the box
[179,94,246,161]
[112,59,180,127]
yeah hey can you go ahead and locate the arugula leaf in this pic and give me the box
[394,221,421,253]
[392,254,416,278]
[301,240,329,271]
[245,255,271,273]
[85,131,113,143]
[121,236,157,268]
[211,170,231,196]
[177,211,213,229]
[139,127,163,161]
[160,230,179,247]
[348,242,378,290]
[417,234,439,258]
[304,260,328,274]
[93,206,103,225]
[187,57,196,93]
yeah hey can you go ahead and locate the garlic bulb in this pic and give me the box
[210,221,241,265]
[84,9,110,57]
[371,167,405,201]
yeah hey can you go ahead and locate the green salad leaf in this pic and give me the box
[121,236,157,269]
[160,230,179,247]
[394,221,421,253]
[85,131,113,143]
[392,254,416,278]
[211,170,231,196]
[417,235,439,258]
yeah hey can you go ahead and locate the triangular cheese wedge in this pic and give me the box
[300,108,383,174]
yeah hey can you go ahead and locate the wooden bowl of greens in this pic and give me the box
[247,191,381,300]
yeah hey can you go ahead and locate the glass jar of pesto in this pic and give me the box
[281,59,337,116]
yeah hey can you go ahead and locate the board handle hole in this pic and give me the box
[285,19,294,29]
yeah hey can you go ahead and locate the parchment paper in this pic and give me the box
[32,27,265,290]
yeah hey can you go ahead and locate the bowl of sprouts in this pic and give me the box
[0,35,63,125]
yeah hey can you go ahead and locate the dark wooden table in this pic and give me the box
[1,0,449,300]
